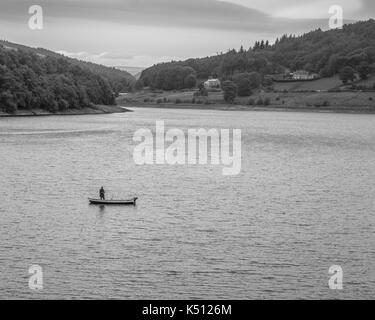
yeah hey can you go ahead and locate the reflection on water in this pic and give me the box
[0,108,375,299]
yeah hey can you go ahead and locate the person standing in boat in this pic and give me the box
[99,187,105,200]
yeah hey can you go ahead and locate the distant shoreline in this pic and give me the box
[126,103,375,114]
[0,105,132,118]
[119,86,375,115]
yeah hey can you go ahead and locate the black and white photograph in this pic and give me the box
[0,0,374,305]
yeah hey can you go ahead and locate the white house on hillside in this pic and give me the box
[204,78,221,89]
[292,70,319,80]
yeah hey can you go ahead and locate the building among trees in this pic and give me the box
[273,70,320,82]
[292,70,320,80]
[204,78,221,89]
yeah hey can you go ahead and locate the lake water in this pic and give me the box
[0,108,374,299]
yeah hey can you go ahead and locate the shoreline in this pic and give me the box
[125,103,375,114]
[119,88,375,115]
[0,105,132,118]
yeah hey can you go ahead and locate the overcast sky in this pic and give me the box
[0,0,373,68]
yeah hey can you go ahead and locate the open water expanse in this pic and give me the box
[0,108,374,299]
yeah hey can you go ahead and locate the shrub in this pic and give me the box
[4,103,17,114]
[236,77,252,96]
[184,74,197,88]
[264,97,271,106]
[134,79,144,91]
[233,72,262,90]
[247,98,255,106]
[58,99,69,111]
[263,76,274,87]
[47,101,59,113]
[195,82,209,96]
[221,80,238,103]
[232,74,252,96]
[256,98,264,105]
[357,62,371,80]
[0,92,17,114]
[339,66,356,84]
[175,98,182,104]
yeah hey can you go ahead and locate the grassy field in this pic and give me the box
[272,76,343,92]
[118,76,375,113]
[119,90,375,113]
[272,75,375,92]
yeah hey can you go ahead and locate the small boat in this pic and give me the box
[89,197,138,206]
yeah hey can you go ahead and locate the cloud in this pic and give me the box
[360,0,375,15]
[225,0,367,18]
[57,50,134,63]
[274,0,361,19]
[57,50,180,67]
[0,0,268,31]
[0,0,325,33]
[0,0,371,32]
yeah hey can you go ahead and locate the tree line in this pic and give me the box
[0,45,123,113]
[0,40,135,93]
[139,65,197,91]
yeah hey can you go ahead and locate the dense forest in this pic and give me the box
[140,20,375,90]
[0,42,135,113]
[140,65,197,91]
[0,41,136,93]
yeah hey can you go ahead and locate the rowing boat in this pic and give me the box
[89,197,138,205]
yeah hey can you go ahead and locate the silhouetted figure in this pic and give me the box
[99,187,105,200]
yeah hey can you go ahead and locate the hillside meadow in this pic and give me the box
[119,79,375,113]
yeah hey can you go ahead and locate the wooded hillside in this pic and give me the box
[0,41,135,113]
[140,20,375,90]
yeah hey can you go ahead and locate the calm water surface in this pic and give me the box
[0,108,374,299]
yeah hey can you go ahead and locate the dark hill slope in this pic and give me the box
[0,42,134,113]
[0,40,135,93]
